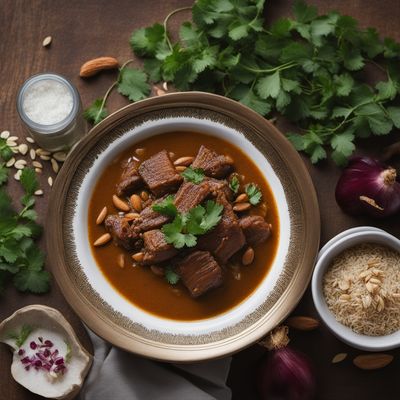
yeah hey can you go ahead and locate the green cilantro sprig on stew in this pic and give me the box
[152,196,224,249]
[85,0,400,166]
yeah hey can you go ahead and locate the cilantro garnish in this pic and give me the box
[8,325,33,348]
[83,99,108,125]
[245,183,262,206]
[229,176,240,194]
[165,266,180,285]
[181,167,205,184]
[152,195,177,217]
[0,164,50,295]
[159,200,223,249]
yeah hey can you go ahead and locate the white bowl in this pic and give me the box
[312,227,400,351]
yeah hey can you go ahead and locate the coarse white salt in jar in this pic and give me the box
[17,73,85,152]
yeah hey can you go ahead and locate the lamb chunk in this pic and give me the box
[104,215,141,251]
[177,251,223,298]
[142,229,178,264]
[239,216,272,246]
[137,198,170,232]
[174,181,210,213]
[191,145,233,178]
[197,193,245,264]
[138,150,182,196]
[205,178,233,201]
[116,158,143,197]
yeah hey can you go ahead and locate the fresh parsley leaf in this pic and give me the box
[245,183,262,205]
[8,325,33,347]
[162,214,196,249]
[0,165,8,186]
[387,106,400,128]
[229,175,240,194]
[199,200,224,232]
[165,266,180,285]
[181,167,205,184]
[117,67,151,102]
[293,0,318,23]
[152,195,177,217]
[256,71,281,99]
[20,168,38,196]
[83,99,108,125]
[13,269,50,294]
[130,24,166,57]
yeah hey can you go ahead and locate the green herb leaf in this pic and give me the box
[118,67,151,102]
[165,266,180,285]
[229,176,240,194]
[8,325,33,347]
[181,167,205,184]
[162,215,196,249]
[20,168,38,196]
[83,99,108,125]
[13,269,50,293]
[257,71,281,99]
[0,165,8,186]
[152,195,177,217]
[245,183,262,205]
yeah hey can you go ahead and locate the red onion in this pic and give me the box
[335,156,400,218]
[257,326,315,400]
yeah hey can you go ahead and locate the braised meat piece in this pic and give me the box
[142,229,178,264]
[205,178,233,201]
[174,181,210,213]
[137,198,170,232]
[191,145,233,178]
[197,193,245,264]
[138,150,182,196]
[239,216,272,246]
[105,215,141,251]
[177,251,223,298]
[116,158,143,197]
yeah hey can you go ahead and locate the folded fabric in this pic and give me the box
[79,329,232,400]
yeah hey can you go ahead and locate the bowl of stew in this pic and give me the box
[47,92,320,362]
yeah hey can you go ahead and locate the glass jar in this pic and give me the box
[16,73,86,152]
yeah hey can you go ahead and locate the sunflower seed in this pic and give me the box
[7,136,18,142]
[40,155,51,161]
[48,176,53,187]
[11,147,19,154]
[51,158,59,173]
[42,35,52,47]
[32,161,43,169]
[30,148,36,160]
[26,137,35,143]
[5,157,15,167]
[35,168,42,174]
[53,151,67,162]
[332,353,347,364]
[6,140,17,147]
[34,189,43,196]
[36,148,51,156]
[162,81,168,91]
[18,143,28,155]
[0,130,10,139]
[14,159,27,169]
[14,170,22,181]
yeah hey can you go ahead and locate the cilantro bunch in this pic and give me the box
[125,0,400,165]
[0,145,50,295]
[153,195,223,248]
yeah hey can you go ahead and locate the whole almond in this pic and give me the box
[353,354,393,370]
[117,253,125,269]
[175,166,186,172]
[332,353,347,364]
[242,247,254,266]
[112,194,130,212]
[173,156,194,167]
[130,194,142,212]
[93,233,112,247]
[235,193,249,203]
[132,252,144,263]
[96,206,108,225]
[286,316,319,331]
[125,212,140,221]
[79,57,119,78]
[233,202,251,212]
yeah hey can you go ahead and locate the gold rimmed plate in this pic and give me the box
[47,92,320,362]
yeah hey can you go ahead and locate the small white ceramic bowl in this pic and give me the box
[312,227,400,351]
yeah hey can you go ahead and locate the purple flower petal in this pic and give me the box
[29,342,37,350]
[18,349,25,356]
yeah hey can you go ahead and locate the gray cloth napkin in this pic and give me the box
[79,329,232,400]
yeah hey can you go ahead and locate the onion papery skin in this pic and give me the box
[257,347,315,400]
[335,157,400,218]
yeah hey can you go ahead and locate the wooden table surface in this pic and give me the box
[1,1,400,399]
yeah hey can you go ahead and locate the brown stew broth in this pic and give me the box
[88,132,279,320]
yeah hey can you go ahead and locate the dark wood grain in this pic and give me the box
[0,1,399,399]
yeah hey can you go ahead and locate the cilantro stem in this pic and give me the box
[163,6,193,51]
[241,61,297,74]
[93,59,134,124]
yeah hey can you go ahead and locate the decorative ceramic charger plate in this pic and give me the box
[47,92,320,362]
